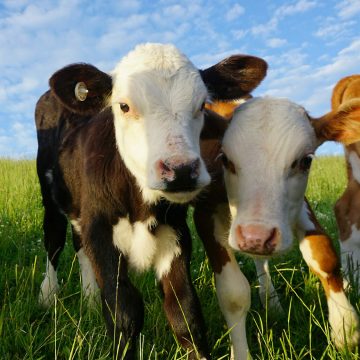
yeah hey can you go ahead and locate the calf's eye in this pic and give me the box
[299,154,314,172]
[120,103,130,113]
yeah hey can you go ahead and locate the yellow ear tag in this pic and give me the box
[74,82,88,101]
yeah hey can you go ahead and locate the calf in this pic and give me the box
[333,75,360,284]
[35,43,267,359]
[195,97,360,359]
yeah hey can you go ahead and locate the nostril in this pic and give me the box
[264,228,277,252]
[190,158,200,179]
[156,160,175,181]
[160,160,171,174]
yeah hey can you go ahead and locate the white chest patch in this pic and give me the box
[348,151,360,184]
[112,217,180,276]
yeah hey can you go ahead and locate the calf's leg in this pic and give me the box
[158,223,210,359]
[334,184,360,286]
[254,259,283,313]
[38,197,67,307]
[194,205,251,360]
[298,200,360,348]
[85,216,144,359]
[71,223,99,303]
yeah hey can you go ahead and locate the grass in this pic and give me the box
[0,156,359,359]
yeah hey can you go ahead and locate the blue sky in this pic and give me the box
[0,0,359,158]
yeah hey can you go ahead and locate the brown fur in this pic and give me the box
[305,234,343,295]
[311,99,360,145]
[332,75,360,243]
[200,55,267,100]
[205,95,252,120]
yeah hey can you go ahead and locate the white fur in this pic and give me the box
[299,238,329,279]
[254,259,283,313]
[110,43,210,205]
[299,235,360,348]
[38,258,59,307]
[327,289,360,348]
[223,97,317,254]
[153,225,181,278]
[213,210,251,360]
[297,201,316,233]
[215,258,251,360]
[45,169,53,184]
[76,248,99,303]
[71,218,81,234]
[112,217,180,275]
[348,151,360,184]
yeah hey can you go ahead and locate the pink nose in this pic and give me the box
[236,224,279,255]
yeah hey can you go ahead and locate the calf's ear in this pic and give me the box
[49,63,112,116]
[312,99,360,145]
[200,55,267,101]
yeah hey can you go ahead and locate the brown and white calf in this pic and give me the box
[35,43,267,359]
[195,97,360,359]
[333,75,360,284]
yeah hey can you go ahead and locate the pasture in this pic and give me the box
[0,156,359,359]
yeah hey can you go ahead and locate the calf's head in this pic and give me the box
[49,43,267,204]
[221,97,360,256]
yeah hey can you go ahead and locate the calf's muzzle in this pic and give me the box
[156,157,201,192]
[236,224,279,255]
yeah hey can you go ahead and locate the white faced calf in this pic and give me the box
[36,43,267,359]
[196,97,360,359]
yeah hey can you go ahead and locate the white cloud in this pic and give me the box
[251,18,278,36]
[314,18,355,40]
[232,29,248,40]
[267,37,287,48]
[0,120,37,158]
[261,38,360,118]
[336,0,360,19]
[225,4,245,21]
[251,0,318,36]
[0,0,357,157]
[275,0,317,17]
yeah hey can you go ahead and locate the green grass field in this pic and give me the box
[0,156,359,359]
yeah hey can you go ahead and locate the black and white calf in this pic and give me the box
[35,43,267,358]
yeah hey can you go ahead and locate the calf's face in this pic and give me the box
[111,44,209,203]
[222,97,360,257]
[49,43,268,204]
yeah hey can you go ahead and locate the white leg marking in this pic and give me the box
[299,238,360,349]
[77,248,99,304]
[299,239,329,278]
[45,169,53,184]
[71,218,81,234]
[215,256,251,360]
[341,224,360,285]
[328,289,360,348]
[254,259,283,313]
[39,258,59,307]
[213,208,251,359]
[153,225,181,279]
